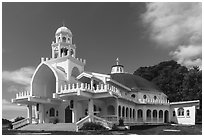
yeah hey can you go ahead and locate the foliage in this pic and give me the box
[118,118,124,126]
[53,118,59,124]
[134,60,202,122]
[13,116,25,123]
[2,118,13,129]
[80,122,107,130]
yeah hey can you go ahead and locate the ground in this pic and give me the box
[2,124,202,135]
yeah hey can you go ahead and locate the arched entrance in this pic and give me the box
[65,106,72,123]
[164,110,169,123]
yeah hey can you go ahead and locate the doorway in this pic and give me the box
[65,106,72,123]
[164,110,169,123]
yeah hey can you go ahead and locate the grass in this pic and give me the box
[2,124,202,135]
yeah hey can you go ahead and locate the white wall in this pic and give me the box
[170,104,196,125]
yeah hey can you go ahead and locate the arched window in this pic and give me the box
[131,94,136,98]
[50,108,55,117]
[126,107,129,118]
[154,96,157,100]
[186,110,190,117]
[118,106,121,117]
[70,49,74,56]
[159,110,163,118]
[143,95,147,99]
[147,109,151,118]
[130,108,132,118]
[122,106,125,117]
[56,110,59,117]
[178,108,184,116]
[153,110,157,118]
[71,67,80,78]
[138,109,143,118]
[62,37,66,42]
[107,105,115,115]
[70,100,74,108]
[173,111,176,117]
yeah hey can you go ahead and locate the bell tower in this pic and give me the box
[51,26,76,58]
[111,58,124,74]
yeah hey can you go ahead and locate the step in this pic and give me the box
[19,123,77,131]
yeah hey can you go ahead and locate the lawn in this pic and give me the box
[2,124,202,135]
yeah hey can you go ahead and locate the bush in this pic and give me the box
[53,118,59,124]
[80,122,107,130]
[118,118,124,126]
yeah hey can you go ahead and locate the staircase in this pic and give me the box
[19,123,77,131]
[12,118,30,129]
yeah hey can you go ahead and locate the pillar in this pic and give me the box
[88,99,94,122]
[73,100,78,123]
[27,105,32,124]
[90,79,94,91]
[35,104,39,123]
[143,106,147,123]
[39,104,45,123]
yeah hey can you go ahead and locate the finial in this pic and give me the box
[62,21,65,27]
[116,57,119,65]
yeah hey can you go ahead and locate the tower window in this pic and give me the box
[62,37,66,42]
[50,108,55,117]
[178,108,184,116]
[143,95,147,99]
[70,49,74,56]
[186,110,190,117]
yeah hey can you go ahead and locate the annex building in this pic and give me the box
[12,26,200,131]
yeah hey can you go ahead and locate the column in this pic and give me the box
[73,100,78,123]
[90,79,94,91]
[143,106,146,123]
[27,105,32,124]
[39,104,45,123]
[35,104,39,123]
[88,99,94,122]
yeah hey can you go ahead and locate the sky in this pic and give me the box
[2,2,202,120]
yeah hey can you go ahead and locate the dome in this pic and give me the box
[55,26,72,36]
[110,73,161,92]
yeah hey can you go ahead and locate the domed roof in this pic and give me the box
[110,73,161,92]
[55,26,72,36]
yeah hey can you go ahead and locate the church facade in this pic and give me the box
[12,26,200,131]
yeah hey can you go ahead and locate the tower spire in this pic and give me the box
[116,57,119,65]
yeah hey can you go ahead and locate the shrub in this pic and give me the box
[53,118,59,124]
[80,122,107,130]
[118,118,124,126]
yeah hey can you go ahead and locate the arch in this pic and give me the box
[137,109,143,118]
[118,106,121,117]
[31,63,57,97]
[122,106,125,117]
[50,107,55,117]
[186,110,190,117]
[107,105,115,115]
[126,107,129,118]
[153,110,157,118]
[130,108,132,118]
[159,110,163,118]
[65,106,72,123]
[178,108,184,116]
[131,94,136,98]
[164,110,169,123]
[146,109,151,118]
[71,67,80,78]
[173,111,176,117]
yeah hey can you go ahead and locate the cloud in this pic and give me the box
[2,67,35,85]
[2,99,27,111]
[141,2,202,68]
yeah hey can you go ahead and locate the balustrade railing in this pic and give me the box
[12,118,29,129]
[16,91,30,99]
[58,83,121,96]
[138,98,169,105]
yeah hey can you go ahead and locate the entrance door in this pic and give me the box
[164,110,169,123]
[65,106,72,123]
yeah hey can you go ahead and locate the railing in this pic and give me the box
[92,115,113,129]
[58,83,121,97]
[15,91,30,99]
[101,115,117,123]
[12,118,30,129]
[138,98,169,105]
[76,115,90,130]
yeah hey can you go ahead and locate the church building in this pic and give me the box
[11,26,200,131]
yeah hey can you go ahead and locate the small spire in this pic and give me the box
[116,57,119,65]
[62,21,65,27]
